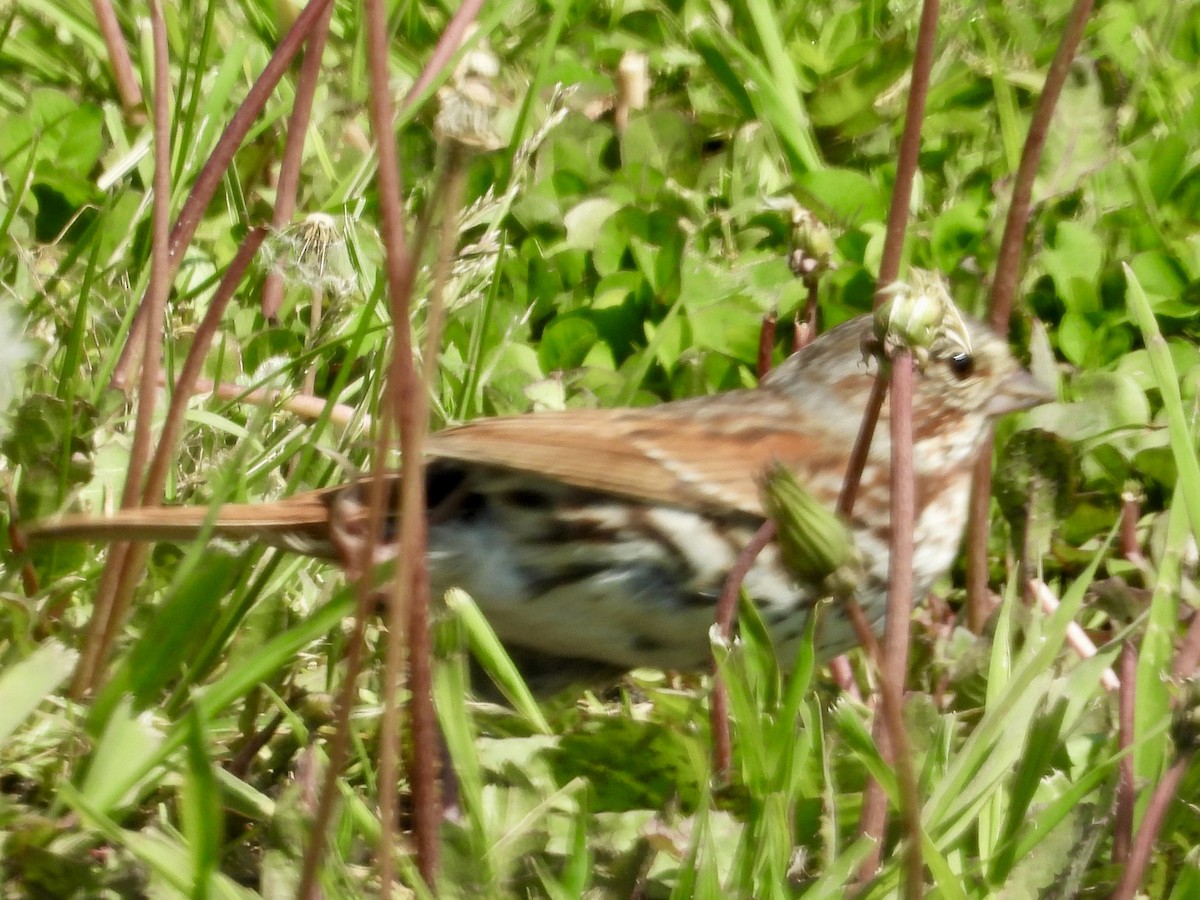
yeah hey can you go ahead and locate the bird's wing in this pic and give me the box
[29,395,842,543]
[425,394,841,516]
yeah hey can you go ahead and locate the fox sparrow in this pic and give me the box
[29,313,1050,685]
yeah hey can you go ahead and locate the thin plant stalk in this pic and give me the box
[73,230,264,695]
[878,353,924,898]
[112,0,336,387]
[711,519,778,777]
[95,231,268,689]
[400,0,489,114]
[90,0,143,112]
[1110,748,1194,900]
[142,230,267,509]
[853,0,942,891]
[1112,642,1136,865]
[262,0,335,319]
[305,573,385,894]
[1174,615,1200,680]
[361,0,439,889]
[966,0,1096,628]
[378,144,469,892]
[299,8,485,891]
[72,0,172,696]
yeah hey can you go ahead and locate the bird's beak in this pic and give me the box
[987,369,1055,417]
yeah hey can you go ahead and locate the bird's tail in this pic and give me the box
[23,489,336,554]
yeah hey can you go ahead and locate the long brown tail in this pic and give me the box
[24,488,337,555]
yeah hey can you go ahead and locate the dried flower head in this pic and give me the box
[263,212,357,297]
[435,40,504,151]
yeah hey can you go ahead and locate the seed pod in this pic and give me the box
[760,463,862,601]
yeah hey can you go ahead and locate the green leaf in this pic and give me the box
[181,713,222,899]
[538,312,600,371]
[79,697,166,814]
[1129,251,1186,309]
[561,197,622,251]
[0,641,78,744]
[686,296,762,363]
[1125,263,1200,546]
[443,588,551,735]
[125,551,241,706]
[1041,222,1104,312]
[1056,311,1093,367]
[619,110,701,179]
[1144,134,1189,202]
[795,168,887,226]
[930,200,988,273]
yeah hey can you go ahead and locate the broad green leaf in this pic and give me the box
[0,641,78,744]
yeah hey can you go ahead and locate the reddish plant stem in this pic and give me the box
[854,356,926,897]
[361,0,442,891]
[112,0,335,387]
[228,709,288,780]
[827,655,861,701]
[711,519,778,778]
[708,676,732,783]
[262,0,336,319]
[836,376,889,518]
[72,0,172,697]
[796,276,820,350]
[297,588,388,900]
[391,145,464,834]
[1174,613,1200,680]
[883,355,924,892]
[126,0,173,556]
[988,0,1096,328]
[757,312,777,378]
[298,423,400,900]
[297,0,431,884]
[163,0,332,263]
[400,0,489,113]
[94,231,267,693]
[967,0,1096,626]
[303,7,486,890]
[1110,749,1193,900]
[144,230,267,509]
[964,447,994,633]
[90,0,143,112]
[1111,579,1200,894]
[1120,492,1145,565]
[844,596,883,662]
[1112,642,1136,866]
[854,2,941,892]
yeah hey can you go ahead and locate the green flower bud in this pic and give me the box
[789,206,837,280]
[873,269,971,369]
[760,463,862,600]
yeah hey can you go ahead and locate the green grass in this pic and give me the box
[3,0,1200,895]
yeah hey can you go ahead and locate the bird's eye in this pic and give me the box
[948,352,975,379]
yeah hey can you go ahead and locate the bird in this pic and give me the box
[27,312,1051,687]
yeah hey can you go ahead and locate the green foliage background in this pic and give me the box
[1,0,1199,896]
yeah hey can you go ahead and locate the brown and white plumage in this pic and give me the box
[27,314,1050,678]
